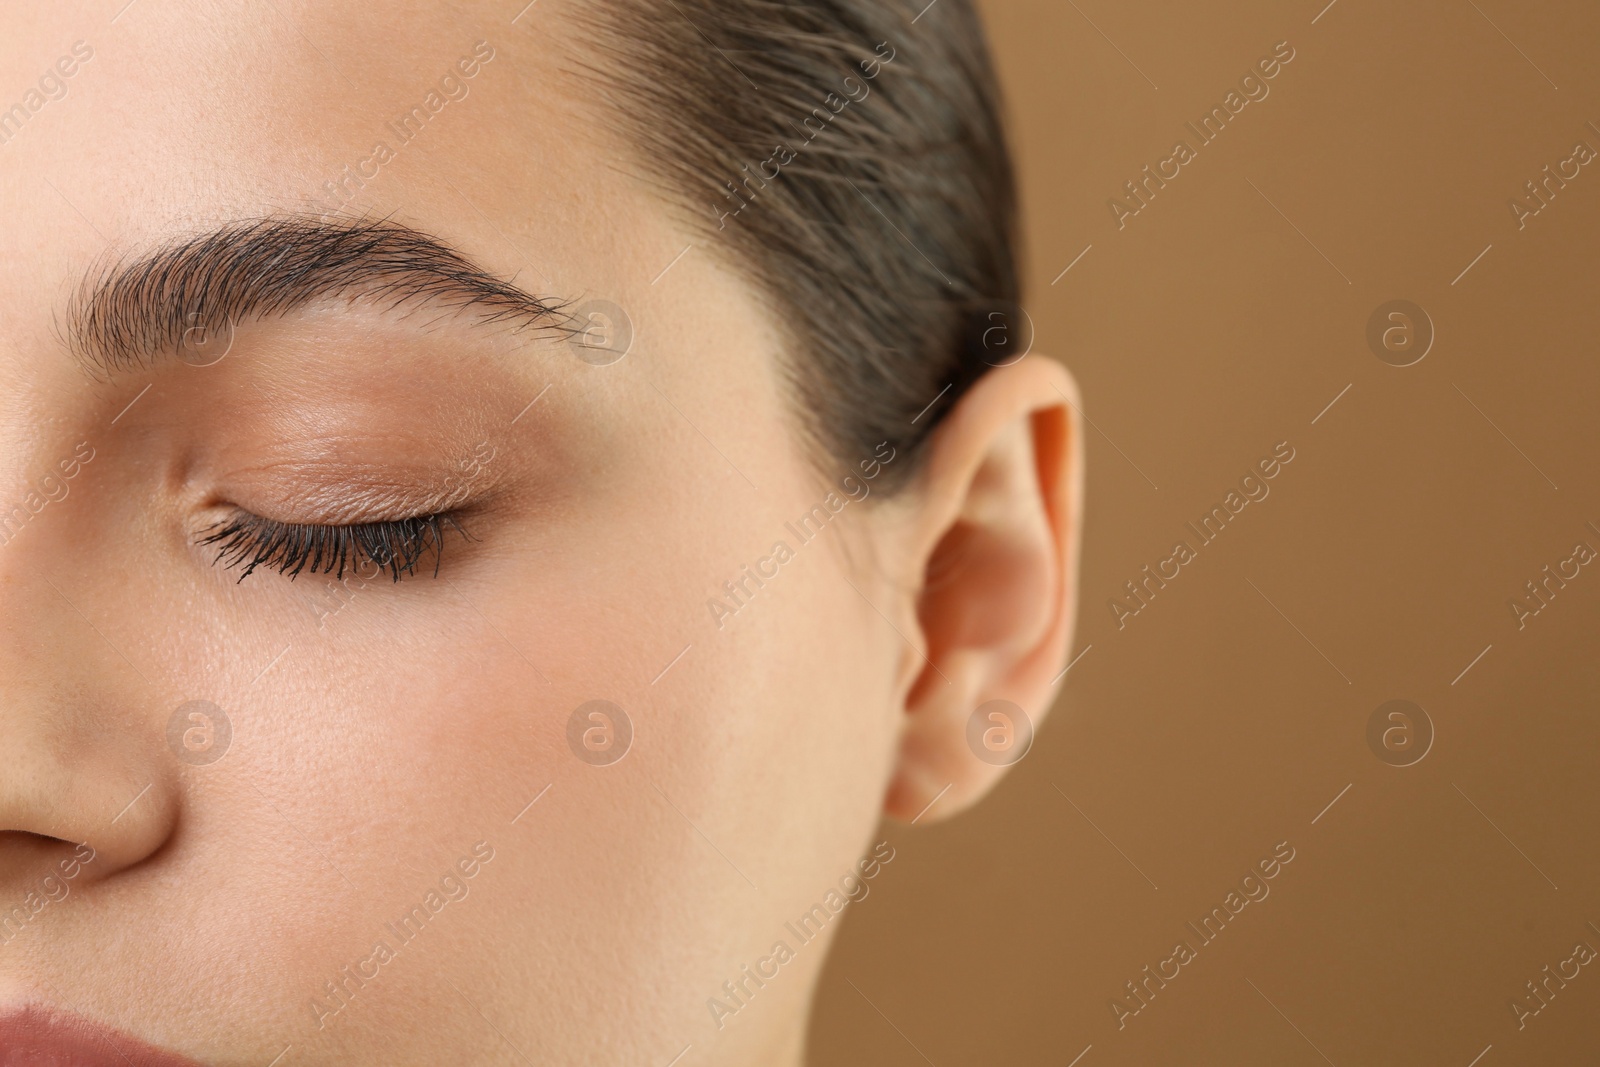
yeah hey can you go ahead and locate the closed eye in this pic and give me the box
[198,509,473,583]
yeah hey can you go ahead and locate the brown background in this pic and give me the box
[811,1,1600,1063]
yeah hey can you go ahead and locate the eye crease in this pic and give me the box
[198,510,473,583]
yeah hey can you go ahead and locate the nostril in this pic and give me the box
[0,757,175,887]
[0,833,98,937]
[0,830,84,869]
[0,685,181,887]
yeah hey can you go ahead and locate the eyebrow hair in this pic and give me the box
[65,215,570,376]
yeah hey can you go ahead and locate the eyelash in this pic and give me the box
[198,511,473,583]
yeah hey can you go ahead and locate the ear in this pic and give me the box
[881,356,1084,823]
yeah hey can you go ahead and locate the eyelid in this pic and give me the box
[198,508,473,583]
[207,443,504,529]
[214,472,485,528]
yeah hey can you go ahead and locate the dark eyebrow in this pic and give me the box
[65,215,571,377]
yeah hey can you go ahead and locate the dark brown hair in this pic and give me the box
[582,0,1021,490]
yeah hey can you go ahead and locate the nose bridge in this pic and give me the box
[0,533,178,885]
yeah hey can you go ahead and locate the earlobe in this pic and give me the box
[882,357,1084,823]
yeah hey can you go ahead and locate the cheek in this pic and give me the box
[166,276,902,1051]
[268,446,902,1039]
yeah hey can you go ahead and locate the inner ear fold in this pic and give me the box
[909,421,1055,700]
[884,361,1083,824]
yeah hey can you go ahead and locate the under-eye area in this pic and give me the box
[197,509,473,582]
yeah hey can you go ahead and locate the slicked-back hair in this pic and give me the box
[581,0,1020,491]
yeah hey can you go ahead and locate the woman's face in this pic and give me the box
[0,3,1078,1064]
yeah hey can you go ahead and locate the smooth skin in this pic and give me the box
[0,2,1082,1064]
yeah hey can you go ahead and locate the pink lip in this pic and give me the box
[0,1006,206,1066]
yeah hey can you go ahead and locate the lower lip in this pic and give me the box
[0,1006,205,1066]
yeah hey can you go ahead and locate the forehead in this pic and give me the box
[0,1,647,368]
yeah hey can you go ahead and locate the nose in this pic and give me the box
[0,561,178,888]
